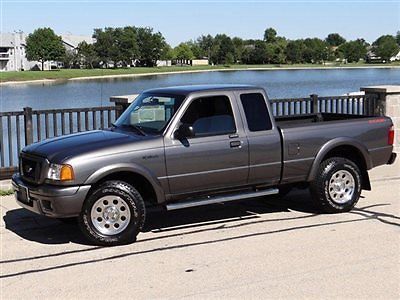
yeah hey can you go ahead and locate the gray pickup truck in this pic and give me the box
[12,85,396,245]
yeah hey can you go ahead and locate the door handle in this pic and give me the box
[230,141,242,148]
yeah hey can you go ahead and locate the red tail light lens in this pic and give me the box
[388,126,394,145]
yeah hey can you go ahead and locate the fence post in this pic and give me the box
[310,94,318,114]
[23,107,33,145]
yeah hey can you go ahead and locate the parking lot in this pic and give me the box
[1,164,399,299]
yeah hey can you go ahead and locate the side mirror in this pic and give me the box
[174,124,195,139]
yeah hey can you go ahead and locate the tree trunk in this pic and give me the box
[41,60,44,71]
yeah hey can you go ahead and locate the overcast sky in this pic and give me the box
[1,0,399,46]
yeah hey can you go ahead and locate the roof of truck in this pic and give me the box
[143,84,262,95]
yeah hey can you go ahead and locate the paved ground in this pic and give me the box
[1,163,399,299]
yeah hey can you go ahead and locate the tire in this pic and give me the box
[78,180,146,246]
[310,157,362,213]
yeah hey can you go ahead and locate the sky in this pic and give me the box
[1,0,399,46]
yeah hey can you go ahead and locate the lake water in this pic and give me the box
[1,68,400,112]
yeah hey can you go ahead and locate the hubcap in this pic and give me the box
[328,170,355,204]
[90,195,131,235]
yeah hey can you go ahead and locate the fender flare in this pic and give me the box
[307,137,373,182]
[84,163,165,203]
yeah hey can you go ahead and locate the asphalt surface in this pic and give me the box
[1,165,399,299]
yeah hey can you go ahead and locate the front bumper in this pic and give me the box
[12,173,91,218]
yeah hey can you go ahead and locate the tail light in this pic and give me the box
[388,126,394,145]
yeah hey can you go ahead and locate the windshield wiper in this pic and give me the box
[119,124,147,136]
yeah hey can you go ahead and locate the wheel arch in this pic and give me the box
[307,138,372,190]
[84,163,165,204]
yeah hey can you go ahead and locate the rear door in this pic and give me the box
[236,91,282,185]
[164,92,249,195]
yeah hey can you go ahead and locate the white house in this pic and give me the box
[0,31,30,71]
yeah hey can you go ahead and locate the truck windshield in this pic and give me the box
[114,93,185,135]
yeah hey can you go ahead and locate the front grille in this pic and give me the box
[20,155,43,183]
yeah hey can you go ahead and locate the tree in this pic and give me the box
[93,27,118,67]
[174,43,194,60]
[77,41,98,68]
[303,38,329,63]
[197,34,214,58]
[249,41,267,64]
[136,27,167,66]
[338,39,367,63]
[210,34,235,64]
[373,35,399,62]
[62,50,79,69]
[232,37,244,62]
[117,26,139,66]
[25,27,65,71]
[325,33,346,47]
[264,27,277,43]
[396,31,400,46]
[285,40,306,63]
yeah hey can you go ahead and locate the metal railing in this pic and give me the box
[270,94,377,116]
[0,106,122,179]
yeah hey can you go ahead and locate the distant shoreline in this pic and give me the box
[1,64,400,86]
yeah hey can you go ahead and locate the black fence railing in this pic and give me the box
[0,93,379,179]
[0,106,122,179]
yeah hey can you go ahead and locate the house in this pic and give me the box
[0,31,30,71]
[61,33,94,54]
[390,50,400,62]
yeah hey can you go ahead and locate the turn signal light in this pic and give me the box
[388,126,394,146]
[60,165,74,181]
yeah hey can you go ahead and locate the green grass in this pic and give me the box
[1,62,399,83]
[0,189,13,196]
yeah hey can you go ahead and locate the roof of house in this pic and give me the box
[61,34,94,48]
[143,84,261,95]
[0,32,26,47]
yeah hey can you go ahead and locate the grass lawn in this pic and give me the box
[0,189,13,196]
[1,62,399,83]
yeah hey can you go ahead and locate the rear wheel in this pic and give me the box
[310,157,362,213]
[78,180,145,246]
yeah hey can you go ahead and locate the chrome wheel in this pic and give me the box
[328,170,355,204]
[90,195,131,235]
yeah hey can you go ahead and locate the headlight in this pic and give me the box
[47,164,74,181]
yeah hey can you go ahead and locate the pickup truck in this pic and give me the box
[12,84,396,245]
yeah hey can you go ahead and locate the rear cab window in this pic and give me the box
[240,93,272,131]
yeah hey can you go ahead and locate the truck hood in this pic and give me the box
[23,130,145,162]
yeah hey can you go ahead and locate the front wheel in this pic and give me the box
[78,180,146,246]
[310,157,362,213]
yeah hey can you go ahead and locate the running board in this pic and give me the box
[166,188,279,211]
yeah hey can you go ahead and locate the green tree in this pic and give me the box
[77,41,98,68]
[117,26,139,66]
[225,52,234,65]
[264,27,277,43]
[249,41,267,64]
[338,39,367,63]
[303,38,329,63]
[197,34,214,58]
[211,34,235,64]
[325,33,346,47]
[285,40,306,63]
[25,27,65,71]
[232,37,244,62]
[174,43,194,60]
[396,31,400,45]
[93,27,117,67]
[136,27,167,66]
[62,50,79,69]
[373,35,399,62]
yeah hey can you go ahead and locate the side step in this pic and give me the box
[166,188,279,211]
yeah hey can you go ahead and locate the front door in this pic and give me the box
[164,93,249,196]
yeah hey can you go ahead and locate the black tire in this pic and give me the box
[78,180,146,246]
[310,157,362,213]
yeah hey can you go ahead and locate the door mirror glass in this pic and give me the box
[175,123,195,139]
